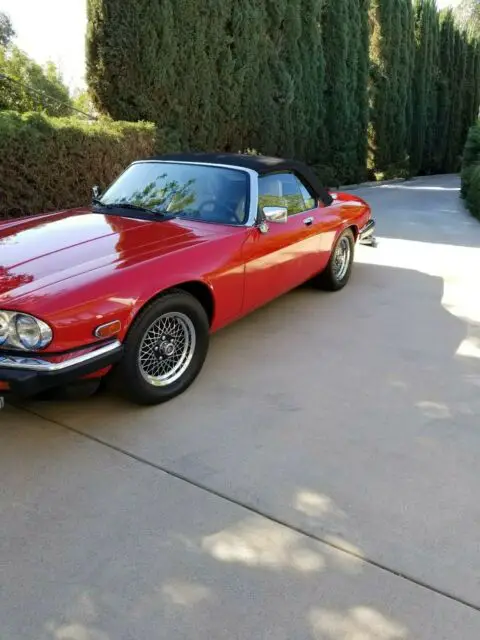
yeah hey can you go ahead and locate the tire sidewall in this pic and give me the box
[118,292,210,405]
[328,229,355,290]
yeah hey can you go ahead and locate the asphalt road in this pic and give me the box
[2,174,480,639]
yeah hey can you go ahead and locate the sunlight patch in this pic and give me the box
[162,580,211,606]
[50,622,110,640]
[416,401,451,420]
[202,517,325,572]
[310,606,407,640]
[456,337,480,359]
[295,490,345,519]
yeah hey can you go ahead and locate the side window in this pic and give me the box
[258,173,310,217]
[297,180,317,211]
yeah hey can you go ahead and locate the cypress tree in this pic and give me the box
[461,40,476,144]
[254,1,291,157]
[404,0,416,160]
[322,0,352,183]
[395,0,415,172]
[474,41,480,122]
[473,40,480,122]
[356,0,370,181]
[368,0,385,175]
[459,38,480,159]
[389,0,403,166]
[216,1,266,152]
[433,10,455,172]
[299,0,326,165]
[421,8,440,174]
[369,0,413,177]
[344,0,360,182]
[427,8,480,174]
[319,0,370,183]
[281,0,304,158]
[369,0,413,175]
[411,0,438,175]
[445,27,467,171]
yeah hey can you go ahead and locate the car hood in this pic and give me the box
[0,208,229,301]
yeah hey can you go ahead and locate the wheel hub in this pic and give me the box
[154,337,176,359]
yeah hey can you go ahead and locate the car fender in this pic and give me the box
[125,275,216,335]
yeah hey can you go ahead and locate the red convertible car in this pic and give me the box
[0,153,375,407]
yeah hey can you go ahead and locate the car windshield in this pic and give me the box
[99,162,250,225]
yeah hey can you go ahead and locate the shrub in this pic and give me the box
[0,112,157,218]
[465,165,480,219]
[461,122,480,219]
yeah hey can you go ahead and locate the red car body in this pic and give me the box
[0,154,374,403]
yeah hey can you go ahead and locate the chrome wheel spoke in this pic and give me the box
[138,312,196,387]
[333,237,351,280]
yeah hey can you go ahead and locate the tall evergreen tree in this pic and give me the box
[461,39,479,145]
[411,0,438,174]
[298,0,326,164]
[356,0,370,180]
[396,0,415,169]
[369,0,414,177]
[85,0,480,183]
[321,0,370,183]
[432,10,456,172]
[445,26,468,171]
[421,7,440,174]
[322,0,351,183]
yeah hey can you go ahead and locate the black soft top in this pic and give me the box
[148,152,333,206]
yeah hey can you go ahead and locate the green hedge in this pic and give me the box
[86,0,369,185]
[0,112,157,219]
[461,122,480,220]
[86,0,480,183]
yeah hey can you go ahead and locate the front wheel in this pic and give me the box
[312,228,355,291]
[111,291,210,406]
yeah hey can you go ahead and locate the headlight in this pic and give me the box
[0,311,53,351]
[0,312,9,346]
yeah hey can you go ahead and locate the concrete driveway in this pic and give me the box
[2,174,480,639]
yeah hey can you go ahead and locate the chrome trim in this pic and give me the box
[131,160,260,227]
[359,219,376,239]
[0,340,122,373]
[264,206,288,224]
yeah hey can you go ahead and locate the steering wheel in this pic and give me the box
[198,200,218,215]
[198,199,240,224]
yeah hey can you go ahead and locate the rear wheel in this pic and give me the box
[312,228,355,291]
[111,291,209,406]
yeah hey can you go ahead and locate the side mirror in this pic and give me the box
[92,185,101,199]
[263,206,288,224]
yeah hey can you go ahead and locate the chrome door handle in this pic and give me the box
[303,216,314,226]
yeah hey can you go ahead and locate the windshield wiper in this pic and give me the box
[92,200,167,217]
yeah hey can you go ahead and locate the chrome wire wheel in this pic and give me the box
[333,236,351,281]
[138,312,196,387]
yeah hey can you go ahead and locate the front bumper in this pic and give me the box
[0,340,123,399]
[359,218,377,246]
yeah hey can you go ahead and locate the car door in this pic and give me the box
[242,172,334,314]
